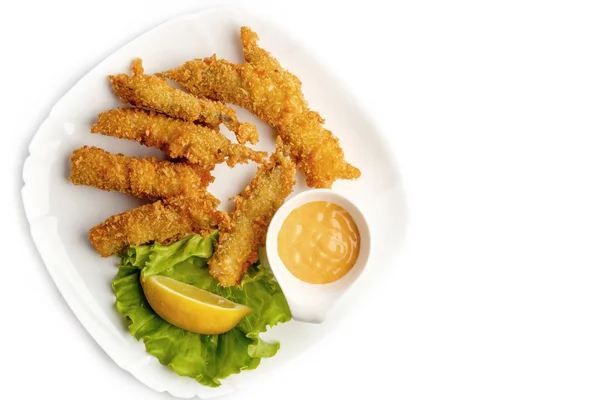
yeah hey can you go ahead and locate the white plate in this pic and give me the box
[22,6,406,399]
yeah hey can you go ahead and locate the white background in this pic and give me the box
[3,0,600,399]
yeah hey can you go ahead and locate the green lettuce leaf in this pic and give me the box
[112,232,291,387]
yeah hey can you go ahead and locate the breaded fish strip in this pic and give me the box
[208,138,296,287]
[89,195,230,257]
[110,59,258,145]
[163,27,360,188]
[91,108,266,167]
[69,146,213,200]
[163,55,304,132]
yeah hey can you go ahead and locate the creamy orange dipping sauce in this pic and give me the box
[277,201,360,284]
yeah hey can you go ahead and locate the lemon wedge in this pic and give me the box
[140,275,251,335]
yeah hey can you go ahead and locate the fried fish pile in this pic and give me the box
[70,27,359,286]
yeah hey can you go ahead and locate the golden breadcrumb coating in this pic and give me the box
[69,146,213,200]
[89,195,230,257]
[110,58,258,145]
[91,108,266,167]
[208,138,296,287]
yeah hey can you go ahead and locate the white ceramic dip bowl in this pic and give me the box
[265,189,371,323]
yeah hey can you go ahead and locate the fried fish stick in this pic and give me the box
[110,59,258,145]
[89,195,230,257]
[208,139,296,287]
[91,108,266,167]
[69,146,213,200]
[163,27,360,188]
[163,55,303,128]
